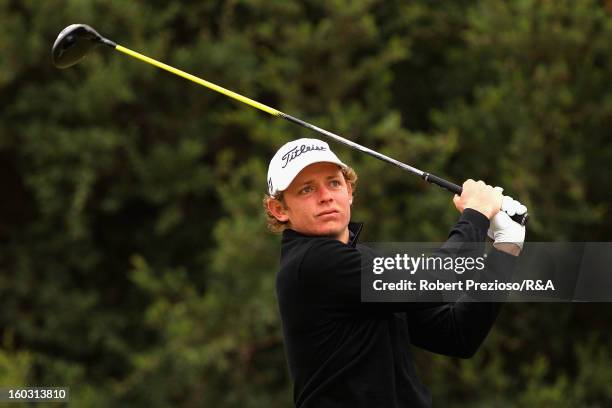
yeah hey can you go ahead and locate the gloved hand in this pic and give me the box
[488,189,528,250]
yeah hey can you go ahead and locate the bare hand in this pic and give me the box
[452,179,502,220]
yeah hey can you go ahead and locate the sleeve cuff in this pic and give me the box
[460,208,490,235]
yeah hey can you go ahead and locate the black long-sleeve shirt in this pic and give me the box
[275,209,518,407]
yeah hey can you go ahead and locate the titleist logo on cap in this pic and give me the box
[281,144,326,168]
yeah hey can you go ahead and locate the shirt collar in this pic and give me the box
[347,222,364,247]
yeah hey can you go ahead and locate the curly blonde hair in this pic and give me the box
[263,166,358,233]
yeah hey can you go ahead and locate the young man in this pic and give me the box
[265,138,527,407]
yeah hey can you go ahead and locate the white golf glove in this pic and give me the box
[487,188,528,250]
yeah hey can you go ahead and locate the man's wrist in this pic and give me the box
[464,205,496,220]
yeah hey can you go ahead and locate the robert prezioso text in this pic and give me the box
[372,279,556,292]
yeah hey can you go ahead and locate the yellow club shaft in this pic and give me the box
[114,44,282,117]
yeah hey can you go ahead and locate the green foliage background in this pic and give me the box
[1,0,611,406]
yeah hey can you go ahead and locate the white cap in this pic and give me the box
[267,138,347,195]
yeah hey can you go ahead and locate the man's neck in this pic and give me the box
[289,227,350,243]
[337,228,349,244]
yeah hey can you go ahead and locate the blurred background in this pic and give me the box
[1,0,611,406]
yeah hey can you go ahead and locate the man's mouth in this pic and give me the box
[317,209,339,217]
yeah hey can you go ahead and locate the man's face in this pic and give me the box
[273,162,353,242]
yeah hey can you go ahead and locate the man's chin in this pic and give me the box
[293,219,348,239]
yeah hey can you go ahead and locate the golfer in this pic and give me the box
[264,138,527,407]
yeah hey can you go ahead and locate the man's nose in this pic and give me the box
[317,185,333,202]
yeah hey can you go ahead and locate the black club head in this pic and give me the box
[52,24,114,68]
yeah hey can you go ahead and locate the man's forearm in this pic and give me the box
[493,242,521,256]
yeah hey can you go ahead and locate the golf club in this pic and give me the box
[52,24,528,226]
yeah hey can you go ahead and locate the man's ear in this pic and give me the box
[267,198,290,222]
[347,181,353,205]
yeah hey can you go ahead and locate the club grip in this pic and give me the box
[422,172,529,226]
[423,172,462,194]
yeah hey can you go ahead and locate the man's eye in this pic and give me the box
[330,180,341,187]
[300,186,314,194]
